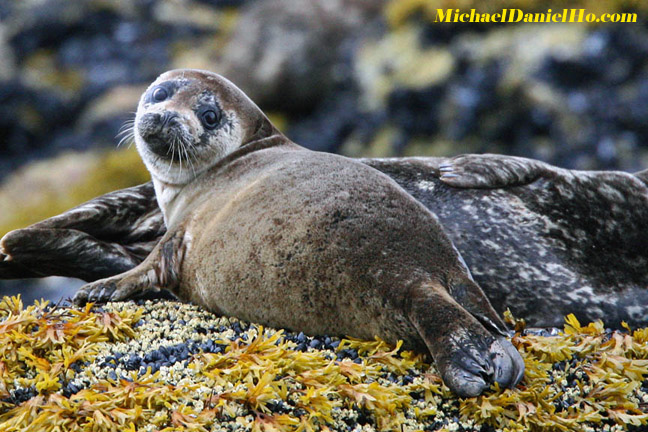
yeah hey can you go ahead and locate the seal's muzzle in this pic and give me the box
[138,112,181,157]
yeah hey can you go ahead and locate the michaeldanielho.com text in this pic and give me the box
[435,9,637,23]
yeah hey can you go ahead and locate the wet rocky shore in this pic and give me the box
[1,3,648,429]
[1,296,647,431]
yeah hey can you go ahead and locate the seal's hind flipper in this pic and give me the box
[0,182,165,281]
[438,154,551,189]
[407,282,524,397]
[0,256,42,279]
[28,182,163,240]
[447,279,509,336]
[1,228,147,280]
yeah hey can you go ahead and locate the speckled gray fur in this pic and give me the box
[364,154,648,328]
[0,183,164,280]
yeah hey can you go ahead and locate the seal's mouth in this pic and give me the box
[137,111,191,159]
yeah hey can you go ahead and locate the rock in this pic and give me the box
[0,24,16,81]
[0,0,227,178]
[218,0,384,112]
[355,24,455,110]
[344,17,648,170]
[76,84,147,147]
[3,0,648,176]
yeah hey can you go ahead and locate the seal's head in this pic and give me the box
[134,69,277,184]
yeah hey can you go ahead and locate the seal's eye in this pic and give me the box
[201,109,221,129]
[152,87,169,102]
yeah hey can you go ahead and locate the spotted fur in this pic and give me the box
[364,155,648,328]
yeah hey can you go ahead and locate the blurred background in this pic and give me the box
[1,0,647,302]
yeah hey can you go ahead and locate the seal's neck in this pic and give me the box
[208,133,287,173]
[151,176,186,226]
[152,133,291,226]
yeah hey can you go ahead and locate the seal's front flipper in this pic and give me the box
[439,154,550,189]
[409,282,524,397]
[0,182,165,281]
[73,231,184,305]
[73,267,156,304]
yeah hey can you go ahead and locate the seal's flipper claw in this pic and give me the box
[439,164,454,173]
[0,230,51,278]
[489,336,525,390]
[73,231,183,305]
[76,274,146,305]
[73,285,91,306]
[95,283,117,303]
[500,335,525,387]
[0,229,21,255]
[432,330,523,397]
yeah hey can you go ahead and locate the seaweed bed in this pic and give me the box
[0,296,647,432]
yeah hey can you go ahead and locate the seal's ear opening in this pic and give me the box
[245,114,279,145]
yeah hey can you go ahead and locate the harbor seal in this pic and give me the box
[4,154,647,328]
[5,69,523,397]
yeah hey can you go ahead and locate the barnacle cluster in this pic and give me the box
[0,295,646,431]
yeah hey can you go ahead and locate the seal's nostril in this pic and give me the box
[161,112,179,126]
[139,113,162,130]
